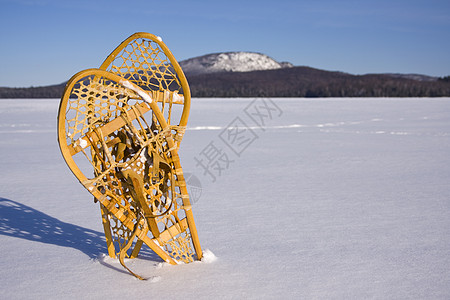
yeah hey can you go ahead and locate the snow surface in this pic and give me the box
[1,98,450,299]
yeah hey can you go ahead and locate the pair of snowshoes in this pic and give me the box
[57,33,202,279]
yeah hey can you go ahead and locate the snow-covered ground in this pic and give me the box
[1,98,449,299]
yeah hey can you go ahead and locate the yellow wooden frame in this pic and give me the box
[100,32,191,130]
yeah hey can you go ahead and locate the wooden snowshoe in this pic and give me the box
[57,33,202,279]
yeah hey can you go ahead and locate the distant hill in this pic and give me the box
[381,73,438,82]
[1,52,449,98]
[179,52,293,75]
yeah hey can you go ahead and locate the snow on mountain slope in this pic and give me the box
[179,52,293,75]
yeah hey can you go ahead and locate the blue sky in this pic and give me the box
[1,0,449,87]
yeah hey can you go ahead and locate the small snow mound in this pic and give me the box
[148,276,162,283]
[155,262,172,269]
[94,253,124,264]
[200,249,217,263]
[93,253,109,263]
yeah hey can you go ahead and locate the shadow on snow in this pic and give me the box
[0,197,161,262]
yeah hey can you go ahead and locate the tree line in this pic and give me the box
[0,83,66,98]
[186,67,450,98]
[1,67,449,98]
